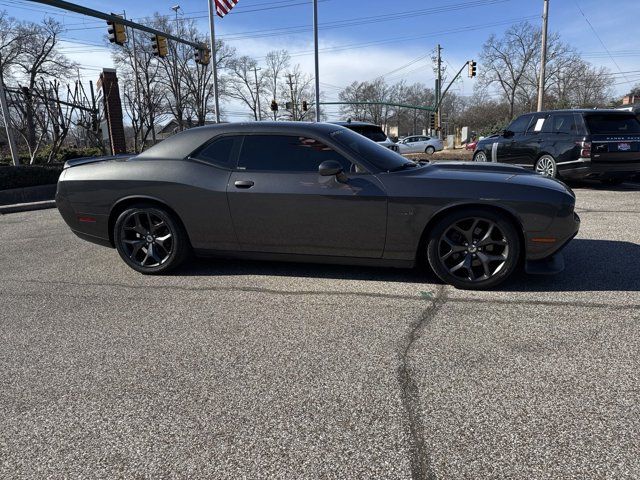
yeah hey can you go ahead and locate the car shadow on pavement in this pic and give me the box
[505,239,640,292]
[567,180,640,191]
[177,257,433,284]
[176,239,638,293]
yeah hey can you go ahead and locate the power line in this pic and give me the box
[573,0,631,85]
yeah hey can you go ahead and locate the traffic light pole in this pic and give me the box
[434,61,469,112]
[25,0,201,49]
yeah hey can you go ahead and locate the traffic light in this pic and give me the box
[107,15,127,46]
[302,101,308,112]
[270,100,278,112]
[430,114,436,130]
[468,60,477,78]
[194,45,210,65]
[152,35,168,58]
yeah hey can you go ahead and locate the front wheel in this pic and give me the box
[473,151,488,162]
[535,155,557,178]
[114,205,190,274]
[426,209,521,290]
[425,146,436,154]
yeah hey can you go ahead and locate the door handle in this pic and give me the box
[234,180,254,189]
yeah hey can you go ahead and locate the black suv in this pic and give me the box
[473,109,640,184]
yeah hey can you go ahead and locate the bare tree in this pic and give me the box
[12,18,76,161]
[227,55,264,121]
[281,65,315,121]
[263,49,290,120]
[477,22,540,119]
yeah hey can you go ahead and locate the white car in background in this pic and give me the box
[397,135,444,154]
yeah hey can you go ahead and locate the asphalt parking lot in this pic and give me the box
[1,182,639,479]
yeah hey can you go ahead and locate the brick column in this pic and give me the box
[97,68,127,155]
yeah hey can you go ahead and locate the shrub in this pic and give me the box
[0,164,64,190]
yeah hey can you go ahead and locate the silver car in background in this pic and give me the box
[398,135,444,154]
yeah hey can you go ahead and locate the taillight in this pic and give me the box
[576,141,591,158]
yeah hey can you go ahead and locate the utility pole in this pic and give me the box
[313,0,320,122]
[287,73,296,121]
[0,65,19,166]
[207,0,221,123]
[436,43,442,136]
[253,66,262,121]
[537,0,549,112]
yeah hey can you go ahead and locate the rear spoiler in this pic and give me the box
[63,154,133,169]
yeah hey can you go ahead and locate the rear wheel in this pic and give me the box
[425,146,436,154]
[426,209,521,290]
[535,154,557,178]
[114,205,189,274]
[473,151,488,162]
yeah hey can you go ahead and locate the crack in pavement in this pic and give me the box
[2,278,639,311]
[397,285,447,480]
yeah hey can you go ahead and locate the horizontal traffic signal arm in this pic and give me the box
[26,0,202,49]
[320,101,437,112]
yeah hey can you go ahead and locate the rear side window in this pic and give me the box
[507,115,532,134]
[191,136,240,169]
[349,125,387,142]
[237,135,353,172]
[548,114,578,134]
[585,114,640,134]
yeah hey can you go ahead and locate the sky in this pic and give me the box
[2,0,639,121]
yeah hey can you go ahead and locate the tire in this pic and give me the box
[473,151,488,162]
[535,154,557,178]
[425,146,436,154]
[114,204,190,274]
[426,208,521,290]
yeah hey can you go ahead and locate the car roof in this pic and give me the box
[137,121,346,160]
[524,109,635,116]
[329,121,381,128]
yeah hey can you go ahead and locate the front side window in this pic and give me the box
[527,114,548,133]
[237,135,354,172]
[507,115,532,134]
[191,135,240,169]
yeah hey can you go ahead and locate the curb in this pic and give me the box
[0,200,56,215]
[0,184,56,206]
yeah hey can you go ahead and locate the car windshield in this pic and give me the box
[345,125,388,142]
[330,128,415,171]
[585,114,640,134]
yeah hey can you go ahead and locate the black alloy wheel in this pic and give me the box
[114,205,189,274]
[426,209,520,289]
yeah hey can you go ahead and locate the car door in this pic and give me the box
[226,134,388,258]
[514,113,549,167]
[500,114,534,164]
[543,113,579,164]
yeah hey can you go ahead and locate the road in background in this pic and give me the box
[1,184,639,479]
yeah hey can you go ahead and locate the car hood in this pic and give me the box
[405,161,573,195]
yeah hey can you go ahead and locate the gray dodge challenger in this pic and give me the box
[56,122,580,289]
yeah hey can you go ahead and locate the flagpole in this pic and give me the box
[313,0,320,122]
[208,0,221,123]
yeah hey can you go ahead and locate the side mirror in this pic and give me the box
[319,160,347,182]
[502,129,514,138]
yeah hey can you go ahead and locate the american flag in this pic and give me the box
[215,0,239,18]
